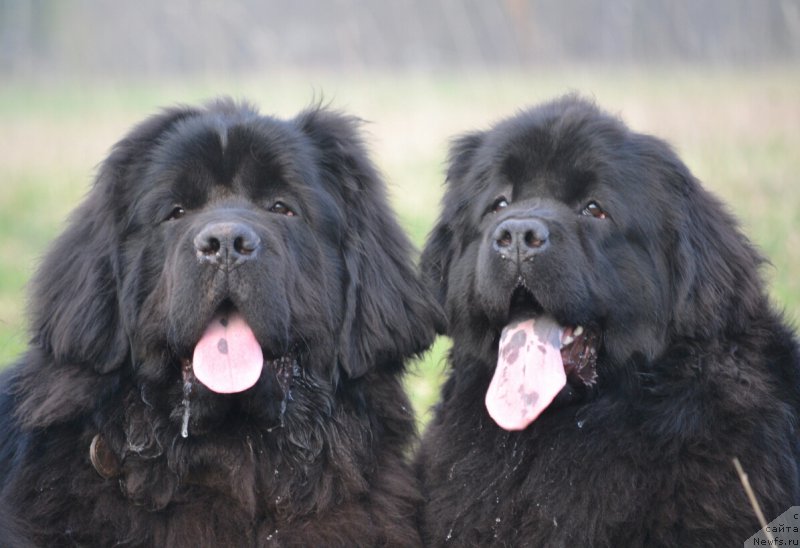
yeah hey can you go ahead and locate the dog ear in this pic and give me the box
[419,132,485,328]
[29,108,195,374]
[296,108,444,379]
[648,138,766,340]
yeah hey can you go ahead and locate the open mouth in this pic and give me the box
[178,301,294,395]
[486,285,600,431]
[178,303,299,437]
[187,304,265,394]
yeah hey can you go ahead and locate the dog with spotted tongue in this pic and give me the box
[415,96,800,547]
[486,317,567,430]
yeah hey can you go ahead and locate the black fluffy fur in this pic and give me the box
[415,95,800,547]
[0,99,442,546]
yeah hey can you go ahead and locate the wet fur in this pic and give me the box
[0,99,442,546]
[416,96,800,546]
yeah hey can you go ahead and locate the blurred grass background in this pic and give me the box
[1,0,799,428]
[1,68,798,427]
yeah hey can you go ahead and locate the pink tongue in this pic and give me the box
[485,316,566,430]
[192,311,264,394]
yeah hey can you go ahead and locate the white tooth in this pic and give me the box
[562,335,574,347]
[574,326,584,337]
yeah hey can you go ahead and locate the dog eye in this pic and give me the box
[165,206,186,221]
[582,201,608,219]
[269,201,295,217]
[489,197,509,214]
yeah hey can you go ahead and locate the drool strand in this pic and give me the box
[181,380,192,438]
[181,360,193,438]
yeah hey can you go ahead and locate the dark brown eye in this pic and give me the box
[490,197,509,213]
[582,201,608,219]
[166,206,185,221]
[269,201,295,217]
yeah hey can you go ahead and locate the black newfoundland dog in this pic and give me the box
[416,95,800,546]
[0,99,442,546]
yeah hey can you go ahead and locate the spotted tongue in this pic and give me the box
[485,316,566,430]
[192,311,263,394]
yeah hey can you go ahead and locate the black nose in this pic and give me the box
[492,218,549,260]
[194,221,261,268]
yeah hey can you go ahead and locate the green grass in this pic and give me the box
[1,67,799,427]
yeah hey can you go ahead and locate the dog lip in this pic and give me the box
[201,299,272,353]
[507,284,544,321]
[214,298,237,317]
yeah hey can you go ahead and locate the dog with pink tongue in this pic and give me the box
[415,96,800,547]
[0,100,443,547]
